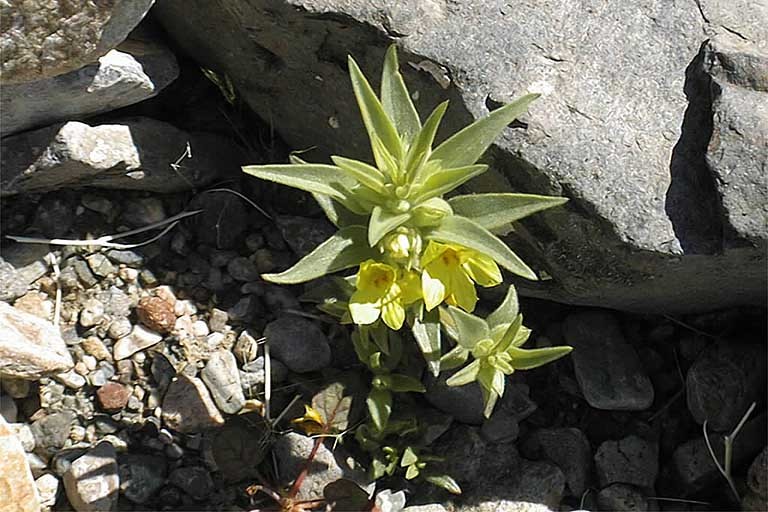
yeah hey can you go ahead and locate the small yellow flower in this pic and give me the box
[349,260,421,330]
[421,241,502,312]
[291,405,325,435]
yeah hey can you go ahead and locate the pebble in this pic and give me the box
[63,441,119,511]
[208,308,229,332]
[31,411,77,456]
[139,269,158,286]
[82,355,97,371]
[97,382,132,412]
[0,416,41,511]
[227,257,260,281]
[174,299,197,316]
[161,375,225,433]
[595,435,658,489]
[105,249,144,267]
[118,267,139,282]
[227,296,260,323]
[69,425,86,443]
[191,320,210,337]
[54,369,87,389]
[1,395,18,422]
[686,341,766,432]
[165,442,185,459]
[73,259,98,288]
[597,483,649,511]
[108,318,133,340]
[522,427,592,497]
[113,324,163,360]
[263,316,331,373]
[201,350,245,414]
[36,473,60,508]
[86,253,117,277]
[122,197,166,227]
[425,371,487,425]
[118,454,167,504]
[168,466,214,500]
[233,329,260,364]
[274,432,349,501]
[78,298,105,327]
[563,311,654,411]
[210,419,271,483]
[137,296,176,334]
[0,301,74,379]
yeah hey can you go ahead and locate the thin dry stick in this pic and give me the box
[264,337,272,422]
[203,188,272,220]
[44,252,62,328]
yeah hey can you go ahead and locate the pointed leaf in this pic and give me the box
[487,285,519,329]
[449,192,568,230]
[480,386,500,418]
[424,474,462,495]
[243,163,354,200]
[445,359,481,387]
[438,306,459,342]
[512,324,532,347]
[412,308,442,376]
[368,206,411,247]
[332,155,387,193]
[413,164,489,203]
[401,446,419,466]
[367,388,393,431]
[382,45,421,142]
[312,382,353,432]
[323,479,372,510]
[405,101,449,176]
[430,93,539,168]
[508,345,573,370]
[262,225,375,284]
[427,215,537,280]
[405,464,420,480]
[446,305,489,349]
[387,374,426,393]
[439,344,469,372]
[496,313,524,353]
[348,55,403,160]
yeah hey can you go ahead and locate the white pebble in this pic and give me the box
[191,320,210,337]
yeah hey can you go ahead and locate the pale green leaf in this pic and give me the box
[405,464,420,480]
[311,382,352,432]
[261,225,375,284]
[480,386,499,418]
[401,446,419,467]
[367,388,392,431]
[331,155,387,194]
[413,164,489,203]
[243,163,354,201]
[487,285,520,329]
[311,192,365,228]
[348,56,403,160]
[405,101,449,176]
[424,474,462,495]
[508,345,573,370]
[496,313,523,353]
[381,45,421,142]
[412,309,442,376]
[426,215,537,280]
[368,206,411,247]
[438,306,459,342]
[430,93,539,168]
[448,192,568,230]
[439,344,469,372]
[446,305,489,349]
[387,374,426,393]
[445,359,481,387]
[512,325,532,347]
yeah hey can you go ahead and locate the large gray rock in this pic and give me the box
[0,0,155,84]
[154,0,767,313]
[1,37,179,137]
[63,441,119,512]
[1,117,242,195]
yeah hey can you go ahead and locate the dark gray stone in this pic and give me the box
[62,442,119,512]
[118,454,167,504]
[211,418,272,483]
[186,190,249,250]
[424,371,485,425]
[168,466,214,500]
[0,259,28,302]
[748,447,768,499]
[522,427,591,497]
[275,215,336,258]
[563,311,654,411]
[153,0,767,313]
[686,341,767,432]
[597,484,649,512]
[0,244,50,301]
[105,250,145,267]
[1,118,243,195]
[595,435,658,490]
[227,257,260,282]
[264,316,331,373]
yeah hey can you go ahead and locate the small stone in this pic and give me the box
[173,299,196,316]
[253,248,276,273]
[139,269,158,287]
[264,316,331,373]
[31,411,77,457]
[63,441,119,511]
[118,454,167,504]
[86,253,117,277]
[107,318,133,340]
[208,308,229,332]
[233,329,260,364]
[201,350,245,414]
[0,302,74,379]
[8,423,35,452]
[74,361,89,375]
[122,198,166,227]
[36,473,60,508]
[78,298,105,328]
[481,410,520,443]
[82,355,97,371]
[191,320,210,337]
[597,483,648,511]
[240,356,289,389]
[97,382,132,412]
[136,296,176,334]
[105,249,144,267]
[595,435,658,489]
[54,369,86,389]
[165,443,184,459]
[1,395,18,422]
[563,311,654,411]
[73,259,99,288]
[227,296,260,323]
[69,425,86,443]
[0,416,41,511]
[168,466,214,500]
[127,395,143,411]
[113,324,163,360]
[521,428,592,497]
[118,267,139,282]
[274,432,350,501]
[262,284,300,313]
[206,332,226,351]
[161,375,225,433]
[211,418,271,482]
[686,341,766,432]
[275,215,335,257]
[227,257,260,282]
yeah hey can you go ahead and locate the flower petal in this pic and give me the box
[421,269,447,311]
[463,252,502,287]
[449,270,478,312]
[381,300,405,330]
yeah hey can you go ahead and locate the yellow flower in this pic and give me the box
[421,241,502,312]
[291,405,325,435]
[349,260,421,330]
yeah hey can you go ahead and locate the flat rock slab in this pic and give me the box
[563,311,654,411]
[154,0,767,313]
[594,435,659,489]
[1,117,243,196]
[263,316,331,373]
[63,441,119,512]
[1,0,154,83]
[0,301,74,379]
[113,325,163,361]
[162,375,224,433]
[0,415,41,511]
[0,37,179,137]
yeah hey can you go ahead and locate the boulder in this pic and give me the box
[1,117,243,195]
[1,35,178,137]
[153,0,767,312]
[0,415,40,511]
[1,0,154,84]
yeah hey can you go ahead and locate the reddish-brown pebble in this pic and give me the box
[136,296,175,333]
[96,382,132,411]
